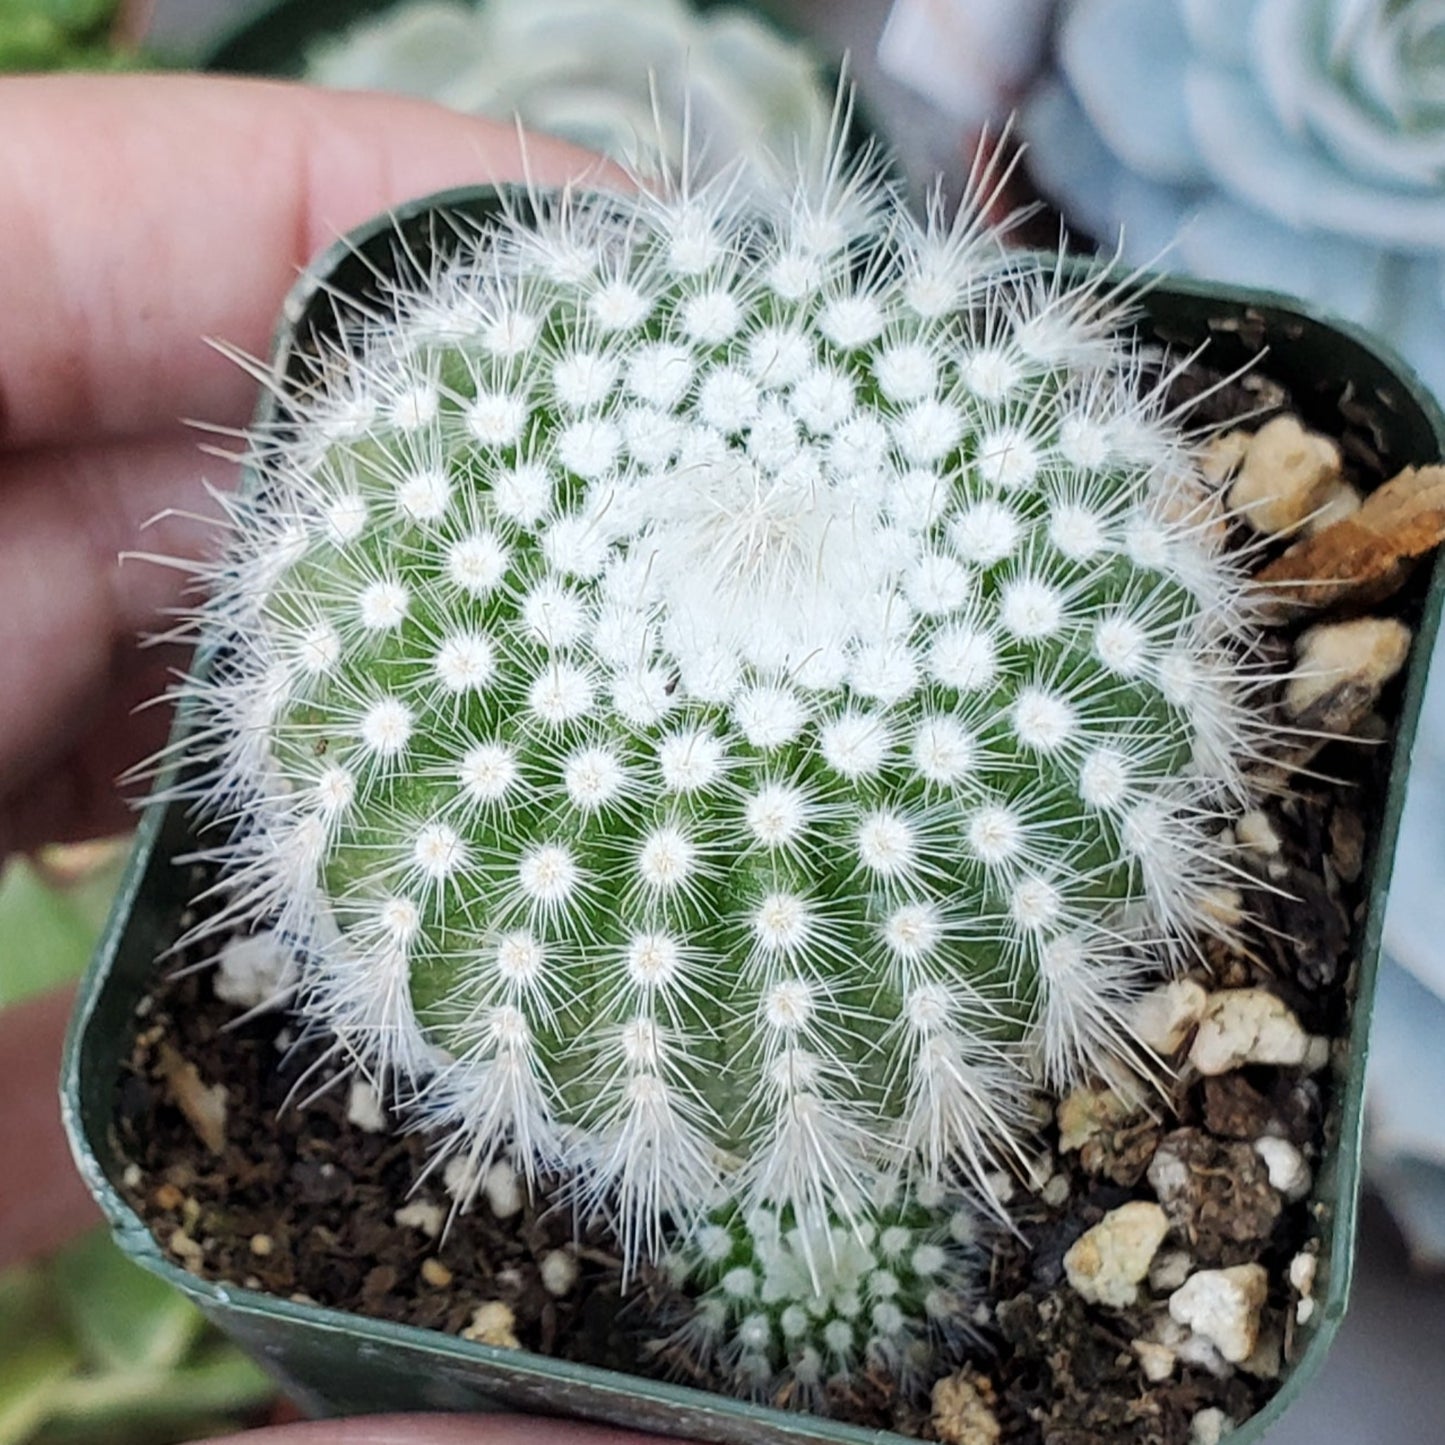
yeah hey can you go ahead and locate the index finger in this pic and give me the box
[0,74,616,451]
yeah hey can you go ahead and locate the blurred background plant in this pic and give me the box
[0,1229,273,1445]
[0,845,128,1012]
[1023,0,1445,400]
[301,0,832,185]
[0,844,278,1444]
[0,0,152,69]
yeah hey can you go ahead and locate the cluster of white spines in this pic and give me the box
[674,1188,976,1401]
[183,149,1257,1380]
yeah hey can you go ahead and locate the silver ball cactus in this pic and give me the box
[179,143,1258,1395]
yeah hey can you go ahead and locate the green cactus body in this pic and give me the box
[188,161,1254,1395]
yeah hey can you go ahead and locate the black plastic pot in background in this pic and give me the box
[202,0,809,75]
[63,185,1445,1443]
[196,0,886,190]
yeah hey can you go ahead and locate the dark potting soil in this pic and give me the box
[111,340,1433,1444]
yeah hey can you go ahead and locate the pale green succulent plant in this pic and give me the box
[306,0,833,184]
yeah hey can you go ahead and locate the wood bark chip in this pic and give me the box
[157,1042,228,1155]
[1254,463,1445,606]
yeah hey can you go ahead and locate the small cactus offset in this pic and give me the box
[672,1184,979,1399]
[178,142,1259,1397]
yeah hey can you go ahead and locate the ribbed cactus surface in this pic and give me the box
[186,155,1254,1394]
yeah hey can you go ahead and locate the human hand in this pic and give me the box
[0,72,641,1444]
[0,72,618,857]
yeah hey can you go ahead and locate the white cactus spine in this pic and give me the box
[167,136,1264,1396]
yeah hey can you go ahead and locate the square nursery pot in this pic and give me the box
[64,186,1445,1444]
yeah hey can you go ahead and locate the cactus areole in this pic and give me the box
[179,151,1262,1395]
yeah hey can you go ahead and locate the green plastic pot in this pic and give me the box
[63,186,1445,1442]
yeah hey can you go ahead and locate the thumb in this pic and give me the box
[0,72,626,451]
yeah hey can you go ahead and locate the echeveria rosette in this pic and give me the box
[1024,0,1445,398]
[183,156,1258,1394]
[305,0,832,184]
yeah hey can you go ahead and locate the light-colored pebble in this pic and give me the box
[461,1300,520,1349]
[157,1044,228,1155]
[1200,430,1250,484]
[1149,1248,1195,1294]
[1188,989,1311,1075]
[1254,1137,1312,1201]
[1133,1338,1177,1382]
[1145,1142,1192,1213]
[443,1155,477,1201]
[1190,1406,1233,1445]
[931,1372,1002,1445]
[982,1169,1016,1206]
[1228,414,1342,535]
[345,1079,387,1134]
[1022,1153,1054,1193]
[540,1248,580,1297]
[1284,617,1411,721]
[420,1257,453,1288]
[1130,980,1209,1054]
[1241,1325,1282,1380]
[1064,1201,1170,1309]
[214,930,297,1010]
[394,1200,445,1239]
[1290,1251,1319,1326]
[1198,886,1245,931]
[1040,1172,1071,1208]
[1304,478,1362,535]
[1175,1328,1231,1377]
[168,1228,204,1268]
[483,1160,525,1219]
[1288,1251,1317,1298]
[1056,1086,1136,1153]
[1169,1265,1269,1364]
[1235,811,1282,857]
